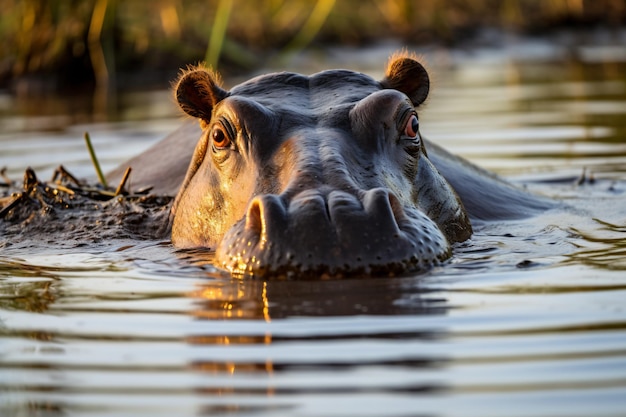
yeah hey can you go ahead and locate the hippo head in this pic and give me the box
[170,54,472,278]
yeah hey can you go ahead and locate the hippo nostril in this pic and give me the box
[245,200,263,235]
[386,192,407,225]
[243,195,287,243]
[362,188,405,231]
[327,190,362,224]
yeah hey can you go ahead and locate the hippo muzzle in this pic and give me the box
[216,128,451,278]
[170,54,472,278]
[219,188,448,277]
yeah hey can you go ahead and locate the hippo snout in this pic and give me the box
[216,188,451,278]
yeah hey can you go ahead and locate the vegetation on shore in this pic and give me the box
[0,0,624,94]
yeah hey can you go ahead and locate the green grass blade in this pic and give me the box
[205,0,234,69]
[84,132,108,188]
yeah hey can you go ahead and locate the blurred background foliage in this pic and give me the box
[0,0,624,95]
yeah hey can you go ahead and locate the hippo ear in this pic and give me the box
[175,67,229,121]
[380,55,430,106]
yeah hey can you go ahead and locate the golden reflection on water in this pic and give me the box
[0,259,59,313]
[567,218,626,270]
[186,279,275,394]
[0,279,56,314]
[186,278,271,321]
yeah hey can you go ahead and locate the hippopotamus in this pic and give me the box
[107,53,554,278]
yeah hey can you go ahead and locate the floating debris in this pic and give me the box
[0,193,25,220]
[115,167,132,196]
[1,128,175,244]
[0,167,11,187]
[1,164,172,244]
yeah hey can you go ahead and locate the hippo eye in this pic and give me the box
[212,126,231,149]
[404,114,419,138]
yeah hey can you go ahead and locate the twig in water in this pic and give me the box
[84,132,108,189]
[52,165,82,187]
[115,167,132,196]
[52,184,75,195]
[0,167,12,185]
[0,193,25,219]
[23,167,38,192]
[135,186,153,195]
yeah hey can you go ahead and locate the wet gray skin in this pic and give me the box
[107,54,556,278]
[168,56,473,278]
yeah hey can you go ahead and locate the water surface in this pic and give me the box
[1,41,626,416]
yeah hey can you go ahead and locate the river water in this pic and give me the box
[1,39,626,416]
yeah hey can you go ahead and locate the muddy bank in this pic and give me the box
[0,166,171,251]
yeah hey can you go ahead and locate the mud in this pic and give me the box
[0,167,171,250]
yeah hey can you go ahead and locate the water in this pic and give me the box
[1,40,626,416]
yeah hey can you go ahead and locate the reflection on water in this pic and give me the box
[1,43,626,416]
[566,218,626,270]
[187,267,447,319]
